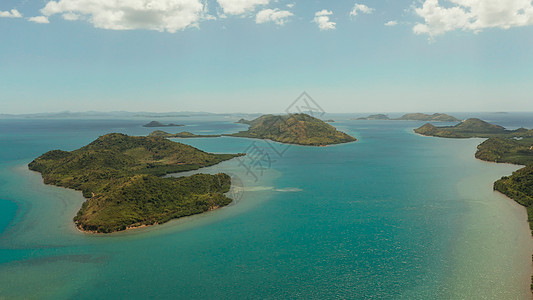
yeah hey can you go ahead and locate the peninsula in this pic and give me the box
[143,121,184,127]
[29,133,243,233]
[229,113,356,146]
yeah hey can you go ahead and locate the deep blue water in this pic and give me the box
[0,114,532,299]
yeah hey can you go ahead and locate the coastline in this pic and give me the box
[452,167,533,299]
[413,132,533,297]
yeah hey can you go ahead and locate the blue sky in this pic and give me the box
[1,0,533,114]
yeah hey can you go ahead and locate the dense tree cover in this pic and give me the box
[415,118,533,138]
[476,137,533,165]
[228,113,356,146]
[29,133,242,233]
[494,166,533,231]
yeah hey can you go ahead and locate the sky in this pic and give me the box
[1,0,533,114]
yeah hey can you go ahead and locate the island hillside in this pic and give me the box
[229,113,356,146]
[235,118,251,125]
[396,113,460,122]
[29,133,243,233]
[143,121,184,127]
[356,114,390,120]
[149,130,222,138]
[414,118,533,138]
[476,137,533,165]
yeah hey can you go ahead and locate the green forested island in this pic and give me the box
[29,133,243,233]
[230,113,356,146]
[149,130,222,138]
[356,114,390,120]
[415,118,533,138]
[143,121,184,127]
[356,113,459,122]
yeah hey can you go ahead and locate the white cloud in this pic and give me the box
[256,8,293,25]
[385,20,398,26]
[28,16,50,24]
[0,9,22,18]
[414,0,533,37]
[350,3,374,17]
[314,9,335,31]
[37,0,208,33]
[217,0,269,15]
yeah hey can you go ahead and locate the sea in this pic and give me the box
[0,113,532,299]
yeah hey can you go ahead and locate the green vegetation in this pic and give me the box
[356,114,390,120]
[228,113,356,146]
[494,165,533,232]
[28,133,243,233]
[236,118,251,125]
[414,118,533,138]
[476,137,533,165]
[149,130,222,138]
[396,113,460,122]
[143,121,184,127]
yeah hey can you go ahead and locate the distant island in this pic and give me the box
[414,119,533,236]
[324,119,335,123]
[143,121,184,128]
[235,118,251,125]
[414,118,533,138]
[357,113,460,122]
[149,130,222,138]
[396,113,460,122]
[356,114,390,120]
[229,113,356,146]
[29,133,243,233]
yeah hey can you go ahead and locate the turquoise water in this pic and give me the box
[0,115,532,299]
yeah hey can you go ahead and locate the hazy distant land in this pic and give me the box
[143,121,185,128]
[357,113,460,122]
